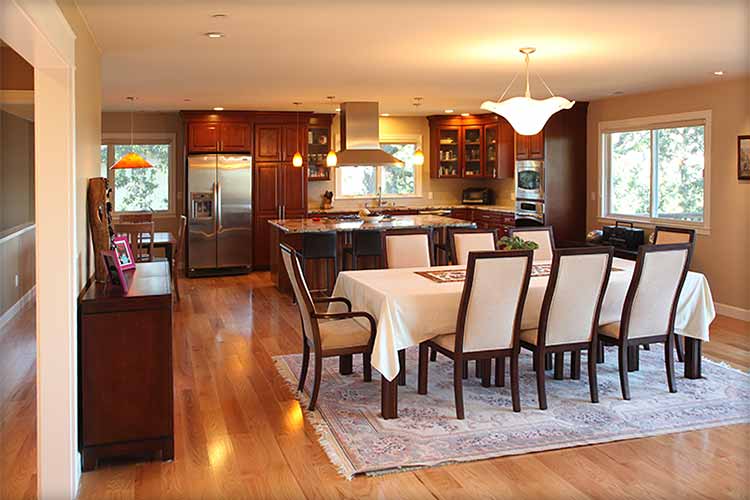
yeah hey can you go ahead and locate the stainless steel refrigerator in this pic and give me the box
[187,154,252,276]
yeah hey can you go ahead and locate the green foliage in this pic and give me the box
[381,143,416,195]
[112,144,170,212]
[498,235,540,251]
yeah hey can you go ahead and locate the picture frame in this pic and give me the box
[739,135,750,181]
[112,235,136,270]
[101,250,130,293]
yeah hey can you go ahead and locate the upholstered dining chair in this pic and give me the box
[172,216,187,302]
[653,226,696,245]
[280,243,376,411]
[117,221,155,262]
[598,243,693,400]
[382,229,434,269]
[417,250,533,418]
[519,247,614,409]
[448,228,498,265]
[509,226,555,261]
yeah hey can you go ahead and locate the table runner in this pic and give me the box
[330,258,716,381]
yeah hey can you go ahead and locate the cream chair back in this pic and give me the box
[623,244,692,339]
[280,244,318,346]
[451,229,497,265]
[456,250,533,352]
[540,248,613,346]
[383,230,433,269]
[509,227,554,261]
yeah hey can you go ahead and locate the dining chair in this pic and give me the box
[417,249,533,418]
[448,228,498,265]
[118,212,153,224]
[598,243,693,400]
[172,215,187,302]
[117,221,155,262]
[519,247,614,409]
[280,243,376,411]
[653,226,696,245]
[382,229,434,268]
[509,226,555,261]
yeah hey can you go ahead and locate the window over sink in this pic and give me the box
[598,111,710,232]
[335,136,421,199]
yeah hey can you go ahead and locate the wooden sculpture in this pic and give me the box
[87,177,114,282]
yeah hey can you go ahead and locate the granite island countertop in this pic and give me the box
[307,204,515,215]
[268,214,476,234]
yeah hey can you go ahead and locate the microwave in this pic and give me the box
[462,187,493,205]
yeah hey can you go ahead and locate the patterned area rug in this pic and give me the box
[273,346,750,479]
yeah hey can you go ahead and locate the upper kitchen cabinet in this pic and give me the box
[220,122,251,152]
[187,122,219,153]
[428,114,514,179]
[307,114,334,181]
[255,125,284,161]
[516,130,544,160]
[182,112,253,153]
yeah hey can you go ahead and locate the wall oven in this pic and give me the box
[515,199,545,226]
[515,160,544,200]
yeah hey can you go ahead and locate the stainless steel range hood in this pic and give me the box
[336,102,404,167]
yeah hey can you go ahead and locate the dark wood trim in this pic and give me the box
[653,225,696,245]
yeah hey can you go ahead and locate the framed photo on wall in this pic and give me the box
[739,135,750,180]
[112,236,136,270]
[101,250,129,293]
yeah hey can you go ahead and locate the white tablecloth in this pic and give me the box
[330,258,715,381]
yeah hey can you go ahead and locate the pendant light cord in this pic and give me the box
[496,73,520,102]
[535,72,556,98]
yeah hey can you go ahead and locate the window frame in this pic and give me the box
[101,132,177,217]
[334,133,423,200]
[597,110,711,234]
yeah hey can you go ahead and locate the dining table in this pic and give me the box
[329,258,716,419]
[112,225,176,269]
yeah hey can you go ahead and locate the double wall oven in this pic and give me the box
[514,159,545,226]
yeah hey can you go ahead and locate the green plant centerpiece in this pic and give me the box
[497,235,540,251]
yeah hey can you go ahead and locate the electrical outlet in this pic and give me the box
[14,274,19,288]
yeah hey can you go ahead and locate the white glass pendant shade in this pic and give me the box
[292,151,303,167]
[413,148,425,166]
[326,149,337,167]
[480,95,574,136]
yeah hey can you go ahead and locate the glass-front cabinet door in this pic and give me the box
[437,127,461,177]
[307,125,330,180]
[463,126,483,177]
[484,124,498,178]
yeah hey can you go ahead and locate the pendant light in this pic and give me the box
[325,96,338,167]
[480,48,574,136]
[292,102,304,168]
[411,97,425,166]
[110,97,153,170]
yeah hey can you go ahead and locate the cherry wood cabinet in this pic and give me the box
[187,121,251,153]
[187,122,220,153]
[255,125,284,161]
[428,114,514,179]
[516,130,544,160]
[451,208,515,237]
[220,122,251,152]
[308,114,334,181]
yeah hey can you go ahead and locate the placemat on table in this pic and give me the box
[415,265,623,283]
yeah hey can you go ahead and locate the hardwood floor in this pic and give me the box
[1,272,748,499]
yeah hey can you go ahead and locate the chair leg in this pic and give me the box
[675,334,684,363]
[398,349,406,386]
[665,336,677,393]
[309,354,323,411]
[418,343,429,395]
[570,351,581,380]
[475,360,481,378]
[597,341,605,364]
[618,345,631,400]
[430,348,437,362]
[554,352,564,380]
[454,359,465,420]
[363,351,372,382]
[480,359,492,387]
[462,360,469,379]
[494,356,505,387]
[298,339,310,392]
[588,344,599,403]
[627,345,640,372]
[545,352,553,371]
[535,350,548,410]
[510,352,521,412]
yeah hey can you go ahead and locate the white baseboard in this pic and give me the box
[714,302,750,322]
[0,285,36,330]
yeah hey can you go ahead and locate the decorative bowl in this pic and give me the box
[360,214,385,223]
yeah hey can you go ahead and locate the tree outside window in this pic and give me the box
[102,141,172,212]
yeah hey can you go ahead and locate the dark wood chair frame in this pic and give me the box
[280,243,377,411]
[381,228,435,268]
[172,215,187,302]
[447,227,499,265]
[117,221,156,262]
[508,225,556,250]
[519,246,614,409]
[598,243,693,400]
[343,230,384,270]
[417,250,534,419]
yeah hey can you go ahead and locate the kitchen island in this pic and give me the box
[268,214,475,294]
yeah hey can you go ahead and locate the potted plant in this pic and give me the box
[497,235,539,251]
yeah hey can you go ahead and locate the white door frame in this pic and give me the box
[0,0,79,498]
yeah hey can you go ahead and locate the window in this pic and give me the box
[599,111,710,230]
[101,134,176,213]
[335,137,421,198]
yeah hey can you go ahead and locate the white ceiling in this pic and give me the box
[77,0,750,114]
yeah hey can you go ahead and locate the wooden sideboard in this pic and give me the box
[78,260,174,471]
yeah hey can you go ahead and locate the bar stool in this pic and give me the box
[343,230,383,270]
[295,231,338,296]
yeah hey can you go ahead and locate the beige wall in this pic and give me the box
[0,110,35,232]
[586,77,750,311]
[56,0,102,292]
[307,115,514,210]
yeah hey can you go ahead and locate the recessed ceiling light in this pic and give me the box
[213,107,224,111]
[205,32,224,38]
[381,113,390,117]
[713,70,724,76]
[460,113,470,117]
[445,109,454,113]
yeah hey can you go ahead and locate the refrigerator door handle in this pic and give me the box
[216,181,222,230]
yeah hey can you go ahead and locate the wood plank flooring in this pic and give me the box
[1,272,748,499]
